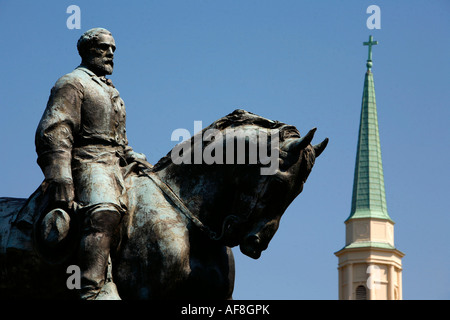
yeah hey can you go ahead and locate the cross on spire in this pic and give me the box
[364,35,378,61]
[363,35,378,70]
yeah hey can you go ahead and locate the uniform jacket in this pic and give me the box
[35,66,131,184]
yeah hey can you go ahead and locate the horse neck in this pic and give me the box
[151,123,276,236]
[154,163,233,235]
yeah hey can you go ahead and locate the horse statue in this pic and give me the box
[0,109,328,299]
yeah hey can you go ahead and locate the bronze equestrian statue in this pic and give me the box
[0,28,328,300]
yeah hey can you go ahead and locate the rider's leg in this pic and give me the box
[77,204,122,300]
[71,152,128,299]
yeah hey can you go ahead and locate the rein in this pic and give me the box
[133,158,225,240]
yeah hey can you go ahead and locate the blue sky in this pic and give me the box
[0,1,449,299]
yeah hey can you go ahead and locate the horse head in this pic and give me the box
[238,126,328,258]
[152,109,328,259]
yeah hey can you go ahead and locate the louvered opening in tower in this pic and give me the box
[355,285,367,300]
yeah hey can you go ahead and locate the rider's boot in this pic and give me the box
[77,206,122,300]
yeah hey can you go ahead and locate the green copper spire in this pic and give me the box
[347,36,393,222]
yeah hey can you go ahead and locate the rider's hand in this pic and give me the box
[125,150,147,163]
[45,178,75,209]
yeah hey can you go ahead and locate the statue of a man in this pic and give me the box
[35,28,146,299]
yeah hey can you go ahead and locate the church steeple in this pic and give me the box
[347,35,392,222]
[335,36,404,300]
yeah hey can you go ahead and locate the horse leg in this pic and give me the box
[179,227,235,299]
[149,219,192,298]
[115,207,192,299]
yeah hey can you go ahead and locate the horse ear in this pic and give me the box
[313,138,329,158]
[281,128,316,154]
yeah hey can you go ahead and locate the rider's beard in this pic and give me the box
[86,56,114,76]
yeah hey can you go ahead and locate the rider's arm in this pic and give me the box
[35,75,82,207]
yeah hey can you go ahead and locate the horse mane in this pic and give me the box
[152,109,300,172]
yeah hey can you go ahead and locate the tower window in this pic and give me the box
[355,285,367,300]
